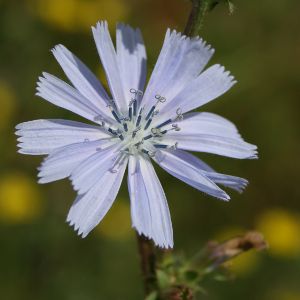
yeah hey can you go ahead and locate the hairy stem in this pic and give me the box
[184,0,211,37]
[136,234,158,297]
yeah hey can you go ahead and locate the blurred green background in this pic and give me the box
[0,0,300,299]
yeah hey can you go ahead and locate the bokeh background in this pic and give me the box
[0,0,299,299]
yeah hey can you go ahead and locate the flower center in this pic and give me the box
[94,89,182,157]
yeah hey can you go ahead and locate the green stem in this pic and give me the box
[184,0,211,37]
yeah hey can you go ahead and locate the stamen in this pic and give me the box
[141,149,156,157]
[123,123,128,132]
[144,118,152,130]
[143,128,162,140]
[134,139,144,148]
[141,149,149,155]
[130,88,143,117]
[174,108,183,121]
[136,115,142,127]
[151,108,182,131]
[144,110,159,130]
[143,134,152,140]
[108,128,117,135]
[108,105,122,124]
[154,142,178,150]
[145,95,166,121]
[153,144,169,149]
[156,119,172,129]
[151,128,162,136]
[128,105,133,121]
[136,107,144,127]
[171,123,181,131]
[128,98,136,118]
[153,124,180,137]
[133,100,137,117]
[116,129,124,141]
[132,125,141,138]
[145,106,155,121]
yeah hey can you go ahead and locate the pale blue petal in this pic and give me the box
[92,21,127,114]
[161,112,257,159]
[163,135,257,159]
[16,119,109,155]
[127,156,152,239]
[159,64,236,118]
[128,155,173,248]
[116,24,147,104]
[67,158,127,238]
[70,143,121,194]
[37,140,106,184]
[142,29,214,113]
[173,112,240,136]
[36,73,103,122]
[169,150,248,193]
[154,150,230,200]
[52,44,112,120]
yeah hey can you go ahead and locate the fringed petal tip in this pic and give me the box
[220,192,231,202]
[236,180,249,193]
[37,169,54,184]
[204,188,230,201]
[247,147,259,159]
[37,178,49,184]
[134,227,174,249]
[154,240,174,250]
[91,20,108,32]
[51,44,61,54]
[36,74,48,93]
[224,177,249,194]
[16,148,25,154]
[213,64,237,86]
[15,122,25,131]
[166,28,215,55]
[50,44,68,61]
[69,179,86,196]
[66,216,89,239]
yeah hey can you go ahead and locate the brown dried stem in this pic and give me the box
[136,234,158,298]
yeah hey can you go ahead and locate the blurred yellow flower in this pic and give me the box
[28,0,129,32]
[214,226,260,275]
[0,81,16,131]
[0,172,43,223]
[97,199,132,240]
[257,208,300,258]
